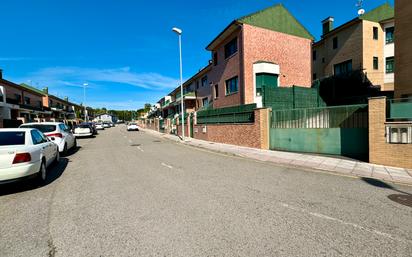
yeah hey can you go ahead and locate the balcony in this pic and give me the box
[175,91,196,103]
[6,98,20,105]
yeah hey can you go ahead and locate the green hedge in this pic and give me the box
[197,104,256,124]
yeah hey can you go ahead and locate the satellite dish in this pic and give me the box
[358,9,365,15]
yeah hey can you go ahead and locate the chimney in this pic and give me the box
[322,17,334,35]
[0,69,3,79]
[43,87,49,94]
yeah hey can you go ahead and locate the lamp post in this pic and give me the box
[172,27,185,140]
[83,83,88,122]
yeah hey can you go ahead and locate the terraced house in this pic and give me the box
[312,3,395,91]
[205,4,313,109]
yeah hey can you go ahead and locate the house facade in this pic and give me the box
[312,3,395,91]
[206,4,313,109]
[394,0,412,98]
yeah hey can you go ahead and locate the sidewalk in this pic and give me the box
[143,129,412,186]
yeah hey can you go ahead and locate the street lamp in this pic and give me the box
[172,27,185,140]
[83,83,88,122]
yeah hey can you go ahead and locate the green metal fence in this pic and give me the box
[388,98,412,120]
[271,104,368,129]
[263,85,326,110]
[197,104,256,124]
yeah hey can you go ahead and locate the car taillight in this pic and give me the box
[47,133,63,138]
[13,153,32,164]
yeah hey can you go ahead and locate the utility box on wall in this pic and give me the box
[386,123,412,144]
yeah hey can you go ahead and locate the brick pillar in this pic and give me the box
[368,97,387,165]
[258,108,270,150]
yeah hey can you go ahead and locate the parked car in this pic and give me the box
[95,123,105,130]
[0,128,59,184]
[103,122,111,128]
[127,122,139,131]
[85,122,97,135]
[109,122,115,127]
[73,124,94,138]
[20,122,77,155]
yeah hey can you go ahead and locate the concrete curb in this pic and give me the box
[142,129,412,186]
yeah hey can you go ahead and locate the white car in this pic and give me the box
[95,123,105,130]
[127,123,139,131]
[0,128,59,184]
[20,122,76,155]
[73,124,93,138]
[103,122,111,128]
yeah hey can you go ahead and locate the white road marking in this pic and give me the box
[279,202,409,243]
[128,139,133,144]
[161,163,173,169]
[137,146,144,152]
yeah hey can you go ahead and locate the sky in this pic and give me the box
[0,0,394,110]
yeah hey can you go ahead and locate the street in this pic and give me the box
[0,125,411,257]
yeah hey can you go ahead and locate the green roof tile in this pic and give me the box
[360,3,394,22]
[20,83,46,96]
[237,4,314,40]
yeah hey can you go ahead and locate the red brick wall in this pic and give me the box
[209,29,243,108]
[242,24,312,104]
[192,109,270,149]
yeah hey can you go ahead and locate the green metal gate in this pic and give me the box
[269,104,369,160]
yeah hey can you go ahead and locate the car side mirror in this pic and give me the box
[51,137,56,141]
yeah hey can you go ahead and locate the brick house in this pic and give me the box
[206,4,313,109]
[312,3,395,91]
[394,0,412,98]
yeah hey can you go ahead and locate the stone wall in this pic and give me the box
[369,97,412,169]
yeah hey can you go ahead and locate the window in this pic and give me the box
[202,97,209,107]
[196,81,199,90]
[0,132,25,146]
[333,37,338,49]
[386,27,394,44]
[313,73,317,80]
[225,76,239,95]
[201,76,208,87]
[373,27,378,40]
[213,52,218,66]
[224,38,238,59]
[38,101,42,107]
[214,84,219,99]
[322,57,325,63]
[313,50,317,61]
[386,57,394,73]
[20,124,56,133]
[24,97,30,105]
[31,130,46,145]
[334,60,353,75]
[15,94,21,102]
[373,57,379,70]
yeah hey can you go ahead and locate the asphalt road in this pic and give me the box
[1,125,411,257]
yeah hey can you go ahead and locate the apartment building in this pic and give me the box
[395,0,412,98]
[312,3,395,91]
[206,4,313,108]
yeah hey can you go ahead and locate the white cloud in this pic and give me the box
[12,66,179,91]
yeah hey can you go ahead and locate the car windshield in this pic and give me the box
[0,132,26,146]
[20,124,56,133]
[129,123,137,125]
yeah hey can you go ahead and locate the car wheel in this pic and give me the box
[63,143,68,156]
[73,139,77,149]
[54,151,60,164]
[37,160,47,184]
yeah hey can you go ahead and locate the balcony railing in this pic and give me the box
[388,98,412,120]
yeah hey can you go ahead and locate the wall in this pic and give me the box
[192,108,270,149]
[362,20,385,88]
[242,24,312,105]
[208,28,243,108]
[395,0,412,98]
[369,97,412,169]
[382,20,395,91]
[313,21,363,80]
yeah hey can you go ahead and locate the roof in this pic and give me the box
[20,83,46,96]
[168,63,212,96]
[360,3,394,23]
[207,4,313,50]
[237,4,313,40]
[314,3,394,45]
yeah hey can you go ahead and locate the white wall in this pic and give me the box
[252,62,280,108]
